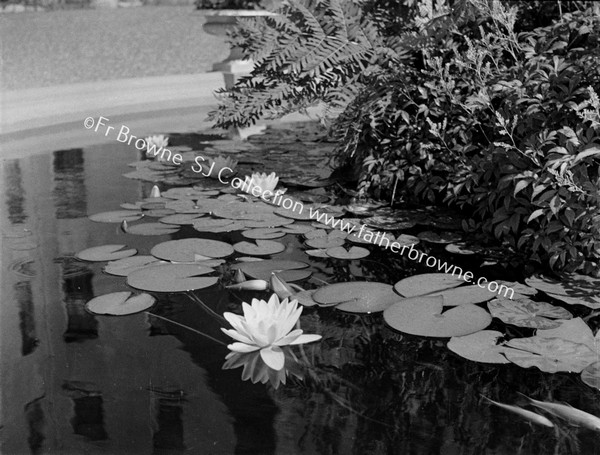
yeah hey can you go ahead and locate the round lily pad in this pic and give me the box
[313,282,401,313]
[242,217,294,228]
[77,244,137,262]
[503,337,598,373]
[86,291,155,316]
[242,228,287,239]
[127,264,218,292]
[394,273,465,298]
[305,237,345,249]
[232,259,311,282]
[447,330,510,364]
[159,213,206,225]
[165,199,216,214]
[104,255,164,276]
[383,296,492,337]
[326,246,370,260]
[192,218,239,232]
[488,298,572,329]
[125,222,180,236]
[525,275,600,308]
[429,285,498,306]
[151,239,233,262]
[305,249,330,258]
[89,210,143,223]
[233,240,285,256]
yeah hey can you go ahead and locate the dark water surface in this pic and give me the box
[1,132,599,455]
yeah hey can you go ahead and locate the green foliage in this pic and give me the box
[209,0,600,272]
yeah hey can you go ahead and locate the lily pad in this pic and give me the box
[535,317,596,350]
[313,282,401,313]
[305,249,330,258]
[503,337,597,373]
[525,275,600,309]
[417,231,462,244]
[76,244,137,262]
[305,237,345,249]
[281,224,313,235]
[125,222,180,236]
[86,291,155,316]
[383,296,492,337]
[394,273,465,298]
[445,243,480,255]
[232,259,311,282]
[151,239,233,262]
[165,199,217,214]
[242,228,287,239]
[104,255,164,276]
[159,213,206,225]
[326,246,370,260]
[447,330,510,364]
[89,210,143,223]
[428,285,497,306]
[488,299,572,329]
[581,362,600,391]
[127,264,218,292]
[192,218,240,232]
[233,240,285,256]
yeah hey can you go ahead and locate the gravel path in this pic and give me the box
[1,6,229,90]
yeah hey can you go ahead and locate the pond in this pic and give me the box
[2,121,599,455]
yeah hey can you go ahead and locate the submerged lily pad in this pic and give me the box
[394,273,465,298]
[125,222,180,236]
[488,299,572,329]
[503,337,597,373]
[104,255,164,276]
[151,239,234,262]
[313,282,401,313]
[76,244,137,262]
[89,210,143,223]
[233,240,285,256]
[232,259,311,282]
[447,330,510,364]
[86,291,155,316]
[127,264,218,292]
[383,296,492,337]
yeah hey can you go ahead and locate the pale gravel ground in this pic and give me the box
[0,6,229,90]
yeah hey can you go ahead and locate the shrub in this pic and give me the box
[209,0,600,272]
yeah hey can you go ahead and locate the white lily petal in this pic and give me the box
[260,345,285,371]
[288,334,322,345]
[228,342,261,353]
[221,328,255,345]
[273,329,304,346]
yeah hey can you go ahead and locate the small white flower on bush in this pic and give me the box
[221,294,321,371]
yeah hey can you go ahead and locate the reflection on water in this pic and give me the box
[1,139,599,455]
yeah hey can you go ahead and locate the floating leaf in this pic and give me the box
[242,228,287,239]
[448,330,510,364]
[125,223,180,236]
[242,216,294,228]
[535,317,596,351]
[233,240,285,256]
[127,264,217,292]
[581,362,600,391]
[365,216,416,231]
[281,224,313,235]
[445,243,480,255]
[305,249,330,258]
[151,239,233,262]
[384,296,492,337]
[394,273,464,298]
[305,237,345,249]
[165,199,217,214]
[159,213,206,225]
[89,210,143,223]
[503,337,597,373]
[394,234,420,247]
[488,299,572,329]
[192,218,241,233]
[86,291,155,316]
[417,231,462,244]
[430,285,497,306]
[232,259,311,282]
[326,246,370,260]
[76,244,137,262]
[313,282,401,313]
[525,275,600,308]
[104,255,164,276]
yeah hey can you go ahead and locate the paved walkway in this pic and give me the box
[1,6,228,90]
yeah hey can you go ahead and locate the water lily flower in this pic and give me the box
[144,135,169,160]
[243,172,283,196]
[221,294,322,370]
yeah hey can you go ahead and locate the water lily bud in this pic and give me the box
[120,220,129,233]
[234,269,247,283]
[270,273,294,299]
[149,185,161,198]
[226,280,269,291]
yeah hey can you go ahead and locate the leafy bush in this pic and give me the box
[209,0,600,272]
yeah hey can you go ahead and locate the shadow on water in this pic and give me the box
[0,132,599,455]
